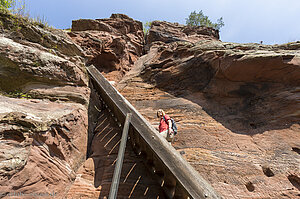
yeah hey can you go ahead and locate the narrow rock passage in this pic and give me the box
[66,108,165,198]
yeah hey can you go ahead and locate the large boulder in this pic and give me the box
[0,96,88,197]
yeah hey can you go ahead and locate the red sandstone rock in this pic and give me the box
[0,12,89,198]
[117,22,300,198]
[66,109,165,198]
[69,14,144,82]
[145,20,219,50]
[1,11,300,198]
[0,96,88,198]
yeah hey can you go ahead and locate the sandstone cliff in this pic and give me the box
[1,11,299,199]
[0,12,90,198]
[67,15,300,198]
[117,21,300,198]
[69,14,144,82]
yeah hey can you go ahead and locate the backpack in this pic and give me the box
[163,116,178,135]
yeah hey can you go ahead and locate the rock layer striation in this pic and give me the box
[117,21,300,198]
[69,14,144,82]
[0,12,89,198]
[1,11,300,199]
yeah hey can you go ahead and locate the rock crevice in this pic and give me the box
[0,11,90,198]
[116,19,300,198]
[1,11,299,199]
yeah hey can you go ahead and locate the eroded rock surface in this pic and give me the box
[2,11,300,198]
[117,21,300,198]
[0,12,89,198]
[145,20,219,50]
[66,108,165,198]
[69,14,144,82]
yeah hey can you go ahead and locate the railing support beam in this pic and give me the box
[87,65,222,199]
[108,113,132,199]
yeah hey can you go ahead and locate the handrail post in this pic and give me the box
[88,65,222,199]
[108,113,132,199]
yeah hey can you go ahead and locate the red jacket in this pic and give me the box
[159,115,170,133]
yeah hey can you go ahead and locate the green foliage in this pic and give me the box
[186,10,224,30]
[1,0,52,29]
[29,15,50,28]
[0,0,14,9]
[0,0,27,15]
[11,0,26,15]
[143,21,152,35]
[2,90,32,99]
[64,28,71,32]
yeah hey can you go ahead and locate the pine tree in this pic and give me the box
[186,10,224,30]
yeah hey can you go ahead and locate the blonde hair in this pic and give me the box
[157,109,165,118]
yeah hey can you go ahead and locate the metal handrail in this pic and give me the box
[108,113,132,199]
[87,65,222,199]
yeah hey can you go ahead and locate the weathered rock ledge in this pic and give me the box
[0,11,299,199]
[117,20,300,198]
[0,12,90,198]
[69,14,144,82]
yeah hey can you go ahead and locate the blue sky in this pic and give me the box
[24,0,300,44]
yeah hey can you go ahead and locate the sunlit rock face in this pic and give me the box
[145,20,219,51]
[117,21,300,198]
[69,14,144,82]
[0,12,89,198]
[1,10,300,198]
